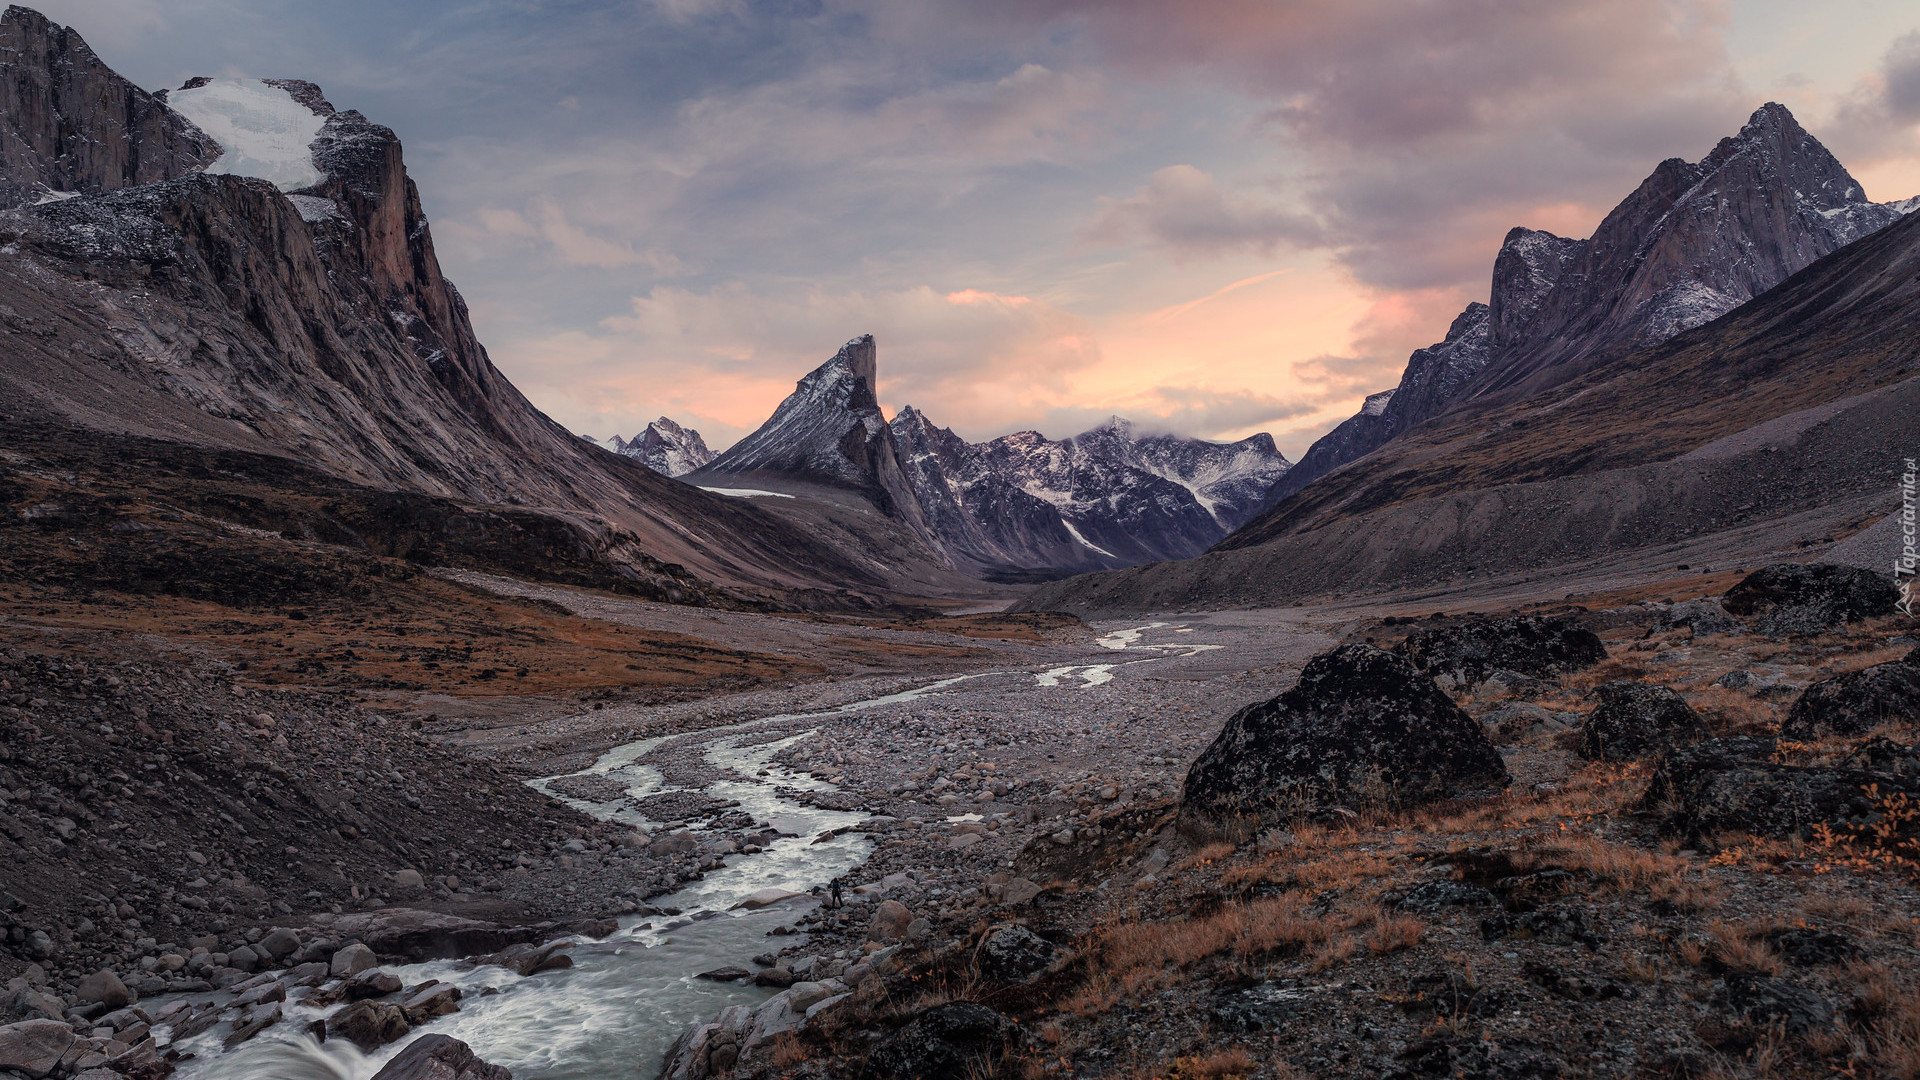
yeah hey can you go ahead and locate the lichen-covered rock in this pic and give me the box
[863,1002,1018,1080]
[978,926,1056,983]
[369,1033,512,1080]
[1183,645,1509,829]
[1715,975,1834,1036]
[1577,681,1707,761]
[1722,563,1899,631]
[0,1019,76,1080]
[1395,615,1607,687]
[1643,737,1920,839]
[1783,658,1920,737]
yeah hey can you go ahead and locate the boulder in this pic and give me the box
[978,926,1055,983]
[369,1034,513,1080]
[391,869,425,891]
[1716,975,1834,1036]
[1667,599,1735,637]
[1395,616,1606,687]
[862,1002,1018,1080]
[73,969,129,1009]
[1783,659,1920,737]
[731,888,803,911]
[466,942,573,978]
[869,900,913,942]
[0,1019,76,1080]
[400,982,462,1024]
[1723,564,1898,627]
[331,943,378,977]
[328,909,533,961]
[1643,737,1920,840]
[223,1002,282,1049]
[344,968,403,1000]
[1183,645,1509,829]
[328,1000,412,1051]
[258,927,301,960]
[787,981,834,1013]
[226,945,261,973]
[1577,682,1707,761]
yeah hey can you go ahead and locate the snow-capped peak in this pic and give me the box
[167,78,327,191]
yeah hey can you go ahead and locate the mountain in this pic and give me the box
[892,411,1291,574]
[1264,103,1917,506]
[1018,201,1920,616]
[593,418,714,476]
[697,336,1291,580]
[0,6,884,608]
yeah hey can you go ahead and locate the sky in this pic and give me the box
[31,0,1920,456]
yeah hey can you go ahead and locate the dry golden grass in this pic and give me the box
[1708,919,1783,976]
[1125,1048,1259,1080]
[1365,910,1425,954]
[1686,685,1782,736]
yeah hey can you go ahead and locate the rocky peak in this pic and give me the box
[630,417,714,477]
[1487,229,1583,351]
[0,6,220,207]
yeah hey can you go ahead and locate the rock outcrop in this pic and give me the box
[1783,655,1920,737]
[1722,563,1901,626]
[597,417,714,477]
[862,1002,1019,1080]
[1643,737,1920,840]
[1182,645,1508,829]
[1394,615,1607,688]
[1577,682,1707,762]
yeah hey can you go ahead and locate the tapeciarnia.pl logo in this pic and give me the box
[1898,457,1916,617]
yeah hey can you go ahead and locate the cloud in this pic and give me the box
[1086,165,1324,259]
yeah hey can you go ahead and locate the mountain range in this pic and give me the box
[1022,103,1920,615]
[682,337,1292,580]
[1262,103,1919,509]
[591,418,715,477]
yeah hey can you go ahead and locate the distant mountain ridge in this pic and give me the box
[592,418,715,477]
[692,339,1292,579]
[1264,102,1919,507]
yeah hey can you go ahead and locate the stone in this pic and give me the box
[345,968,403,1000]
[869,899,913,941]
[1577,681,1707,761]
[400,982,462,1024]
[22,930,52,961]
[730,888,803,911]
[862,1002,1018,1080]
[1395,616,1607,687]
[258,927,300,959]
[979,926,1055,983]
[223,1003,281,1049]
[227,945,261,972]
[753,967,796,988]
[787,981,834,1013]
[1183,645,1509,829]
[1643,736,1920,840]
[1766,928,1860,967]
[73,970,129,1009]
[328,909,531,961]
[368,1033,512,1080]
[391,869,425,891]
[1716,974,1834,1036]
[1394,881,1499,914]
[285,962,331,987]
[0,1019,76,1080]
[1783,659,1920,737]
[1723,563,1898,624]
[328,1000,412,1051]
[1668,599,1735,637]
[467,942,573,979]
[695,967,752,983]
[998,878,1042,906]
[233,980,287,1009]
[331,943,378,977]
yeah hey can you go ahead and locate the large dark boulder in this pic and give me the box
[862,1002,1017,1080]
[1395,616,1606,687]
[1183,645,1509,829]
[978,926,1055,983]
[369,1034,512,1080]
[327,1000,412,1052]
[1783,657,1920,737]
[1643,737,1920,839]
[1722,564,1899,633]
[1577,682,1707,761]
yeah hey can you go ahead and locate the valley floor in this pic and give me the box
[5,557,1919,1080]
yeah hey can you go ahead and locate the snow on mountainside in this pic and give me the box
[164,78,327,191]
[1262,102,1919,511]
[590,417,715,476]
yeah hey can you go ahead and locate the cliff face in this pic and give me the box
[1263,103,1915,510]
[0,10,883,604]
[0,6,220,207]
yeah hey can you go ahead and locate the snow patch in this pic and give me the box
[1061,519,1115,558]
[698,487,794,499]
[167,78,327,191]
[1361,389,1396,416]
[284,194,340,222]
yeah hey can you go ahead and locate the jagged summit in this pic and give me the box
[593,417,714,476]
[1263,101,1917,507]
[698,334,891,486]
